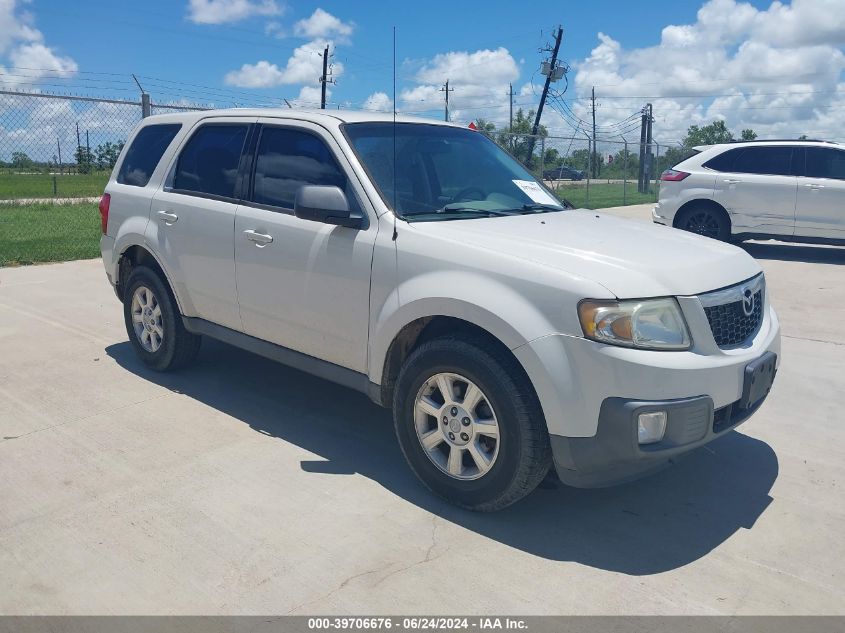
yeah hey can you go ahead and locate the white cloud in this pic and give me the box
[566,0,845,143]
[291,84,324,108]
[362,91,392,112]
[224,40,343,88]
[399,47,519,123]
[187,0,282,25]
[293,8,353,41]
[0,0,78,87]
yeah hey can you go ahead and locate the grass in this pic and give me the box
[0,185,656,267]
[0,171,110,200]
[553,183,658,209]
[0,203,101,266]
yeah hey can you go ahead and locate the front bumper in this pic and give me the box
[550,380,773,487]
[512,301,781,487]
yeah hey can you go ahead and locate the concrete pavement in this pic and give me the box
[1,211,844,615]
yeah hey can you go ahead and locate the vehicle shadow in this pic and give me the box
[742,240,845,264]
[107,338,778,576]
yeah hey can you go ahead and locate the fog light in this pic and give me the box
[637,411,667,445]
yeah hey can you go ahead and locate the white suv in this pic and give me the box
[654,140,845,243]
[99,109,780,511]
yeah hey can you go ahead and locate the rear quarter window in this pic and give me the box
[117,124,182,187]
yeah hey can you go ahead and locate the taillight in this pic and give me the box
[660,169,690,182]
[98,193,111,234]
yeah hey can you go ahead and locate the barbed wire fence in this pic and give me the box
[0,90,212,265]
[0,89,690,265]
[0,90,210,201]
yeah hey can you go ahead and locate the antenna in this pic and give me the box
[392,25,398,241]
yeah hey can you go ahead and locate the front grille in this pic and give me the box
[700,275,765,348]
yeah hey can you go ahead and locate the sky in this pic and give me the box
[1,0,845,144]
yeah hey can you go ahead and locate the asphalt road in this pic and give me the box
[1,205,843,614]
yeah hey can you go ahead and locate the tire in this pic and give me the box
[123,266,201,371]
[392,334,551,512]
[675,204,730,241]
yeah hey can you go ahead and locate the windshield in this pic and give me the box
[343,122,567,221]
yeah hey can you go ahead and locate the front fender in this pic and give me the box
[368,269,558,384]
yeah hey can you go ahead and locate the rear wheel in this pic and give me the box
[123,266,201,371]
[393,335,551,511]
[676,204,730,241]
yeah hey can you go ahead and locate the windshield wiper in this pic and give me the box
[516,203,565,214]
[436,204,513,216]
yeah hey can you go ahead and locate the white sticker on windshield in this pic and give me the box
[512,180,561,206]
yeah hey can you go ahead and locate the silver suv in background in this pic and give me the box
[653,140,845,244]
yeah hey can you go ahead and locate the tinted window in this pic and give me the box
[732,146,793,176]
[252,126,350,210]
[173,124,248,198]
[703,148,740,172]
[805,148,845,180]
[117,124,181,187]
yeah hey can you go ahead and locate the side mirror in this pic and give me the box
[294,185,361,229]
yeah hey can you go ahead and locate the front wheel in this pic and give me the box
[393,335,551,511]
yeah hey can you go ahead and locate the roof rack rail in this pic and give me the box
[727,138,836,144]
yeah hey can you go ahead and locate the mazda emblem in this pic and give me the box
[741,287,756,317]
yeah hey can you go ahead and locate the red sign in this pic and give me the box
[468,121,478,130]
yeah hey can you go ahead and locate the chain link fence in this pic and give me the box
[1,90,693,265]
[0,91,210,265]
[488,131,688,210]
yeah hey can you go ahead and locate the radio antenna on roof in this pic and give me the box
[392,25,398,241]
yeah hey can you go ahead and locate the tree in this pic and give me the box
[95,141,124,170]
[681,120,758,148]
[473,118,496,135]
[495,108,547,165]
[11,151,34,169]
[683,120,734,147]
[75,145,94,174]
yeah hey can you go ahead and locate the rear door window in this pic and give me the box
[805,148,845,180]
[173,124,249,199]
[732,146,794,176]
[117,124,181,187]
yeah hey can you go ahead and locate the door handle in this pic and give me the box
[723,178,742,184]
[804,183,825,190]
[244,229,274,246]
[157,210,179,225]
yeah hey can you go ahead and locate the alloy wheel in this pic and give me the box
[130,285,164,353]
[685,210,721,239]
[413,372,500,480]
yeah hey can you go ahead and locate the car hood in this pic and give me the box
[410,209,761,298]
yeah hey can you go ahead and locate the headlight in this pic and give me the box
[578,298,691,350]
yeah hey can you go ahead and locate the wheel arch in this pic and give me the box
[373,314,539,413]
[673,198,731,230]
[116,243,185,314]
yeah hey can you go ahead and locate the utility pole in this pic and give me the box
[526,25,564,167]
[440,79,454,121]
[645,104,654,192]
[591,86,597,178]
[509,83,514,132]
[637,103,653,193]
[319,45,335,109]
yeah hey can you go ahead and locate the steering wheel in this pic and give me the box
[450,186,487,204]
